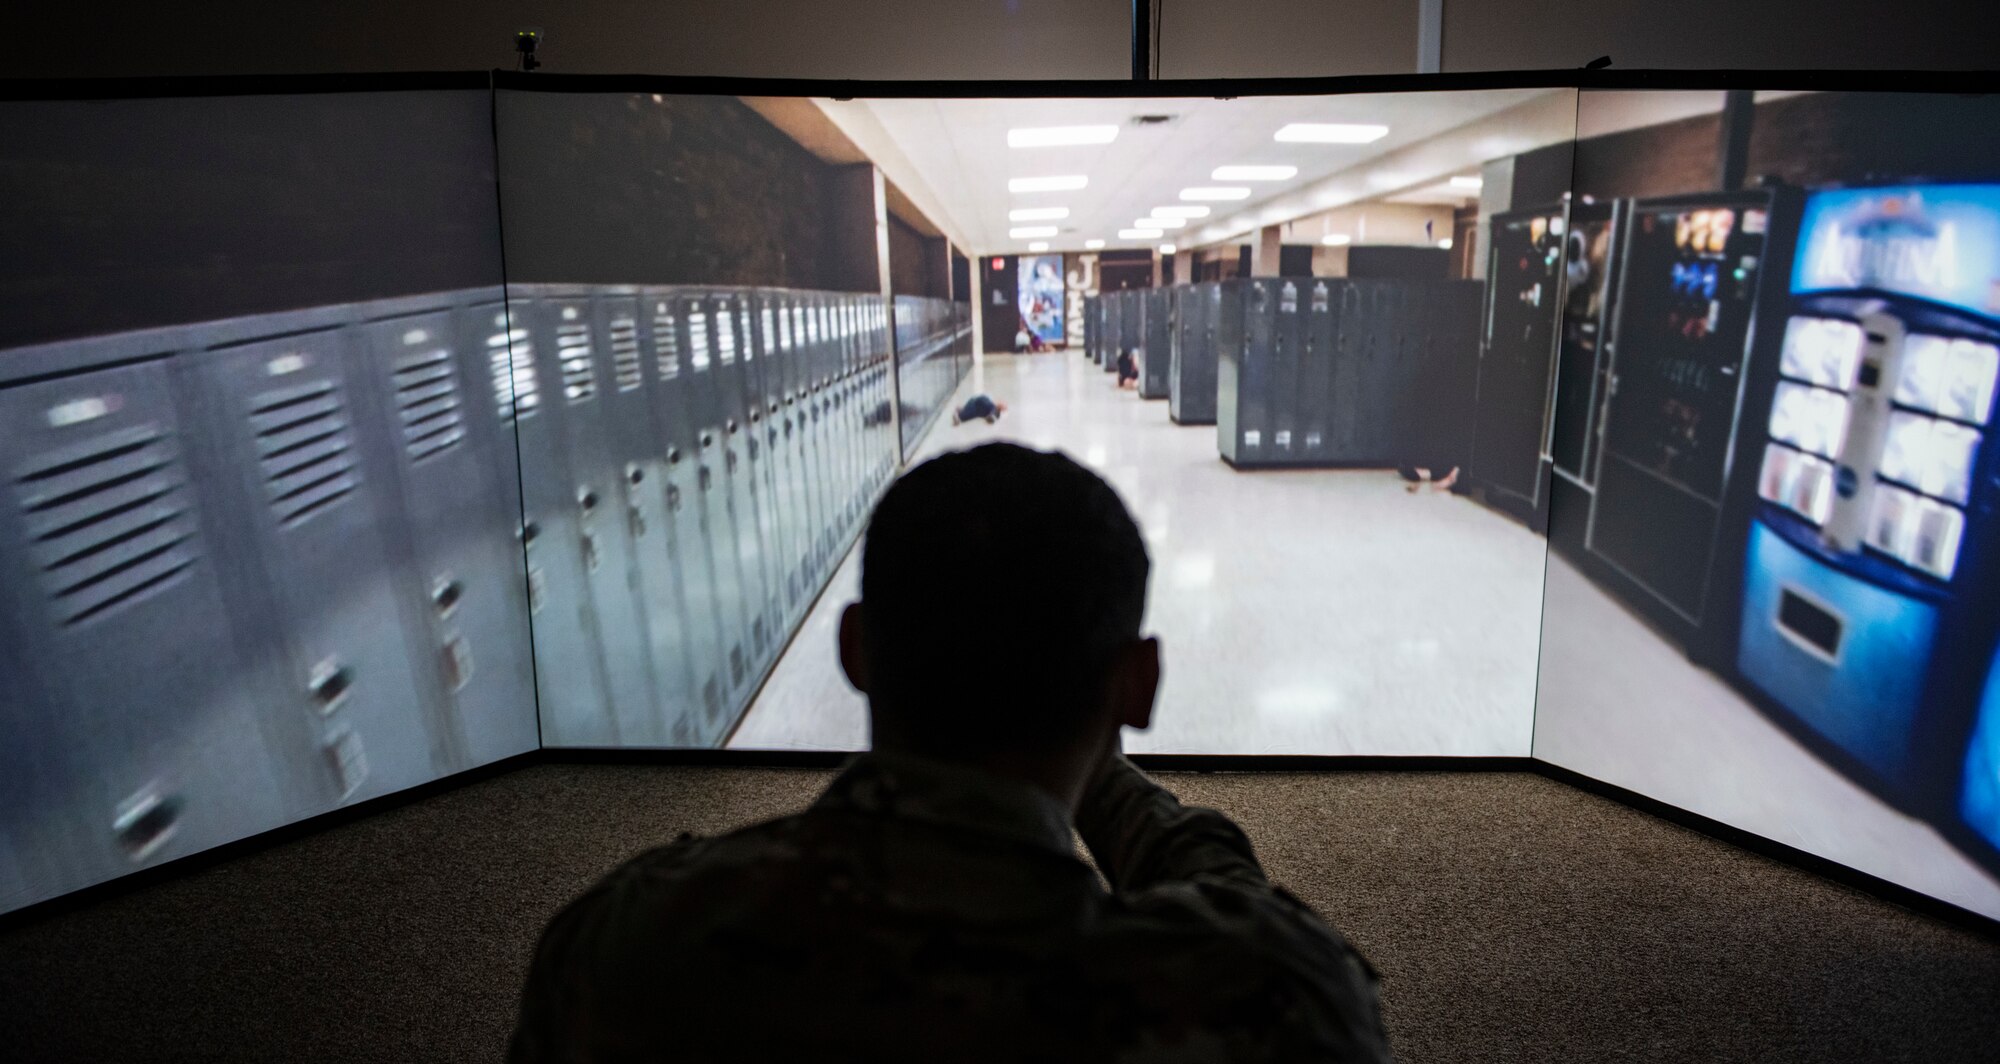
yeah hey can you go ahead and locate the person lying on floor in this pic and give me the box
[509,442,1392,1064]
[1116,348,1140,390]
[951,393,1007,425]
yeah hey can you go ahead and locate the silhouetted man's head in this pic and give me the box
[840,443,1157,780]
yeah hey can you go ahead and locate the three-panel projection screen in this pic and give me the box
[4,75,1999,925]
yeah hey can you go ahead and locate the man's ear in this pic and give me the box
[838,602,871,695]
[1110,636,1160,732]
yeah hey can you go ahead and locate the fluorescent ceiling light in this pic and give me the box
[1008,125,1118,148]
[1274,122,1390,144]
[1135,217,1187,229]
[1450,175,1484,190]
[1160,243,1178,255]
[1180,187,1252,201]
[1028,242,1050,252]
[1085,239,1106,249]
[1321,234,1351,246]
[1120,228,1164,239]
[1009,175,1089,193]
[1009,206,1070,221]
[1212,165,1298,181]
[1010,226,1058,239]
[1153,205,1211,218]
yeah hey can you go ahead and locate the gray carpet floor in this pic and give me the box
[3,764,1997,1062]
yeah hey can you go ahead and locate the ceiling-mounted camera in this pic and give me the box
[515,28,543,72]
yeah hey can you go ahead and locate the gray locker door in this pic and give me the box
[0,359,289,903]
[544,296,666,745]
[471,297,615,748]
[598,294,701,746]
[739,292,787,658]
[195,330,441,800]
[359,310,540,769]
[750,294,800,626]
[767,294,805,623]
[645,292,729,738]
[1300,280,1339,463]
[802,299,834,579]
[839,300,864,531]
[711,293,774,684]
[1236,281,1276,464]
[1270,281,1304,463]
[783,299,820,597]
[683,296,753,698]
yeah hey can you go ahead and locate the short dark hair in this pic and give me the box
[859,443,1151,753]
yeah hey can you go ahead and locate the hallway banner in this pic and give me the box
[1018,254,1065,348]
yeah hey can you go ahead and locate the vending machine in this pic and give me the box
[1733,184,2000,810]
[1471,206,1566,527]
[1585,190,1787,646]
[1546,198,1625,557]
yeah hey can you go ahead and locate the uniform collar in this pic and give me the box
[814,751,1077,856]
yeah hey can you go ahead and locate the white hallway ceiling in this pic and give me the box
[857,89,1562,256]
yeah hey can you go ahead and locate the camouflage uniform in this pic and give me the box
[511,753,1392,1062]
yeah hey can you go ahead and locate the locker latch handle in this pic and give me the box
[309,659,355,714]
[432,576,465,618]
[112,786,183,862]
[625,465,649,537]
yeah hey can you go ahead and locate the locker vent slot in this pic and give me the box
[717,306,737,364]
[557,320,597,403]
[610,317,643,391]
[17,424,198,626]
[391,345,465,461]
[249,380,358,526]
[486,320,540,422]
[652,311,681,379]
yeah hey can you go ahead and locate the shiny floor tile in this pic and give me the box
[731,352,1546,756]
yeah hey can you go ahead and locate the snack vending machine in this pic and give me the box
[1585,191,1782,644]
[1733,184,2000,817]
[1471,206,1566,527]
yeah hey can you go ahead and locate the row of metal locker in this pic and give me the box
[1084,279,1482,470]
[1085,287,1217,425]
[0,284,969,915]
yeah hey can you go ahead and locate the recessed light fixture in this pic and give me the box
[1010,226,1058,239]
[1436,238,1454,249]
[1321,233,1352,246]
[1007,125,1118,148]
[1450,175,1484,190]
[1212,165,1298,181]
[1120,228,1164,239]
[1180,187,1252,201]
[1135,217,1187,229]
[1274,122,1389,144]
[1028,241,1050,252]
[1085,239,1106,249]
[1160,243,1178,255]
[1009,206,1070,221]
[1009,175,1089,193]
[1153,205,1211,218]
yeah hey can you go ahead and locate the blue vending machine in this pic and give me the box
[1736,184,2000,811]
